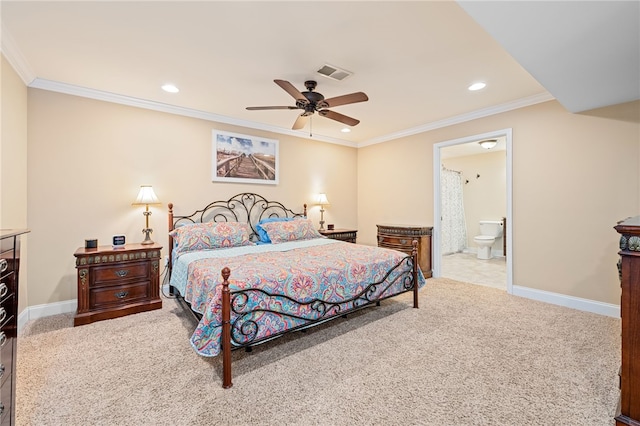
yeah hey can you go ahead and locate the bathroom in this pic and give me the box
[440,138,507,290]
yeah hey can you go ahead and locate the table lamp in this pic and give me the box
[132,185,161,245]
[317,193,329,231]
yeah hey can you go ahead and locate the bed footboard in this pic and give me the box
[220,240,420,389]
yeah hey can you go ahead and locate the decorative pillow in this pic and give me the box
[169,221,254,255]
[256,216,295,243]
[260,218,324,244]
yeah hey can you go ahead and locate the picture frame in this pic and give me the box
[212,129,279,185]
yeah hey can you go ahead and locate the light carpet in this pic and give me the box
[16,278,621,425]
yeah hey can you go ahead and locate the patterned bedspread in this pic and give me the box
[170,238,426,357]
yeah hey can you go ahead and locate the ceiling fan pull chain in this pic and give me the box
[310,116,313,137]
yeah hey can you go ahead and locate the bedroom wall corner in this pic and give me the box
[1,54,30,314]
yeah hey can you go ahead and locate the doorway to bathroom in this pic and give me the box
[432,129,513,293]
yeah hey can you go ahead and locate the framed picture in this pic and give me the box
[212,129,279,185]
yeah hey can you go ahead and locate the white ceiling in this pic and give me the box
[1,1,638,148]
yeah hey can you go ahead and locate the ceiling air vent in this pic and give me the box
[317,64,353,81]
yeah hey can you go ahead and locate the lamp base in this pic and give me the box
[319,208,326,231]
[141,228,154,245]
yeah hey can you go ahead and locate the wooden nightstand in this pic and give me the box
[319,229,357,243]
[377,224,433,278]
[74,243,162,326]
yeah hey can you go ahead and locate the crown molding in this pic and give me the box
[357,92,555,148]
[28,77,554,150]
[1,24,36,85]
[27,78,358,148]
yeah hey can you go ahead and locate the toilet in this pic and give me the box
[473,220,504,260]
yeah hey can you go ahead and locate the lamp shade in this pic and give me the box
[317,193,329,205]
[132,185,160,205]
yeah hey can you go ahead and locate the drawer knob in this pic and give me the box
[0,284,7,299]
[115,291,129,299]
[0,259,6,273]
[0,332,6,348]
[0,308,6,324]
[114,270,129,278]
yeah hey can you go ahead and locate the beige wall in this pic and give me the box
[444,151,507,251]
[1,56,30,313]
[358,100,639,305]
[26,89,357,307]
[13,79,640,310]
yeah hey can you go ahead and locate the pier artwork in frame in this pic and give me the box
[212,129,279,185]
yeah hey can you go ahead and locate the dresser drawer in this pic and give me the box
[90,282,150,308]
[0,371,12,426]
[0,331,13,388]
[93,262,150,287]
[0,259,14,284]
[0,295,15,332]
[0,276,14,306]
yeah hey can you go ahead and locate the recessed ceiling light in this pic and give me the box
[468,82,486,91]
[341,128,351,133]
[162,84,179,93]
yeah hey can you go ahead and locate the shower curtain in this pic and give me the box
[441,166,467,255]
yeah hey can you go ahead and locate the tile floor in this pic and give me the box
[440,251,507,290]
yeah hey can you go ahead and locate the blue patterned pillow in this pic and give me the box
[256,217,295,243]
[169,221,254,256]
[260,218,324,244]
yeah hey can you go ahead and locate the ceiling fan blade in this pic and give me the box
[320,92,368,108]
[318,109,360,126]
[246,106,299,110]
[292,114,308,130]
[274,79,307,103]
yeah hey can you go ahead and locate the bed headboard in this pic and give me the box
[168,193,307,268]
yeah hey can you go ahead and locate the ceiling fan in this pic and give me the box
[246,79,369,131]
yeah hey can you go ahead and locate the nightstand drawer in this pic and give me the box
[93,262,149,286]
[378,235,414,248]
[90,282,150,308]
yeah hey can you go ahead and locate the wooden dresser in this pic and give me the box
[377,224,432,278]
[74,243,162,326]
[614,217,640,426]
[0,229,29,426]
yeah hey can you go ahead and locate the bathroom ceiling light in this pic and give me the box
[479,139,498,149]
[468,82,486,91]
[161,84,179,93]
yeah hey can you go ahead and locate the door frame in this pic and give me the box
[432,128,513,293]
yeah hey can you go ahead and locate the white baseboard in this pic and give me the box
[512,285,620,318]
[18,299,76,334]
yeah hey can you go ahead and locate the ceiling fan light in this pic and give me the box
[479,139,497,149]
[341,127,351,133]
